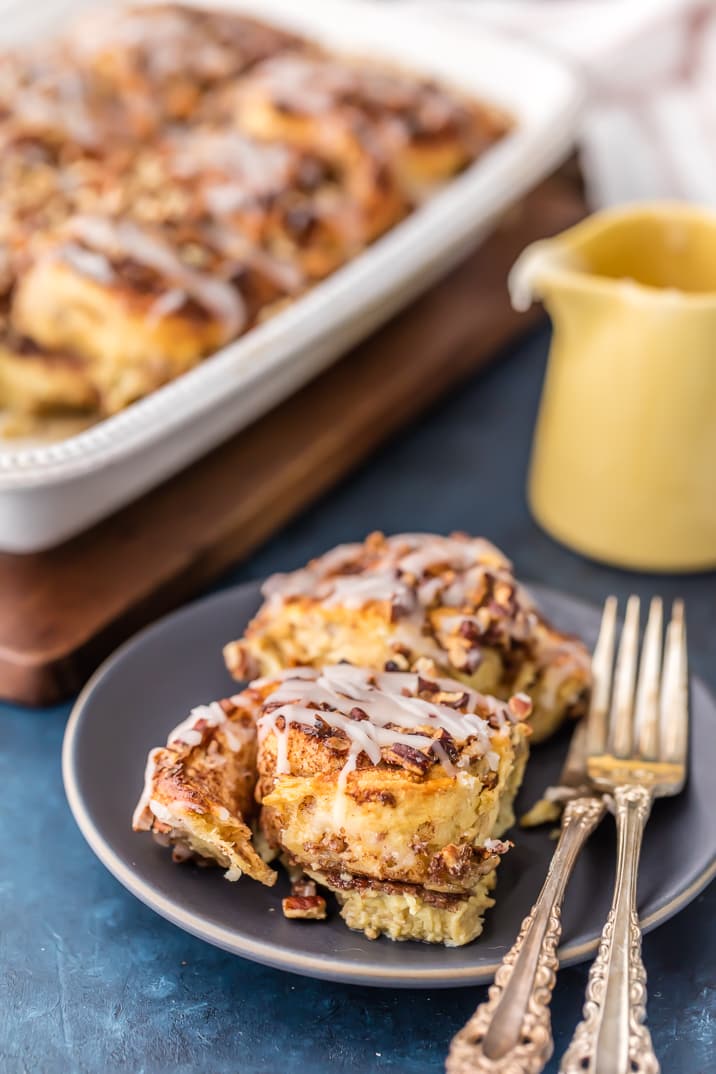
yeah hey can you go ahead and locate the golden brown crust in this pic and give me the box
[10,217,299,414]
[132,695,276,887]
[0,336,97,415]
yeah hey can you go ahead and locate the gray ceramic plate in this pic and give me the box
[63,582,716,988]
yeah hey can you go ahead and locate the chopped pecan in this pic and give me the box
[349,706,369,722]
[435,689,470,709]
[390,601,410,622]
[349,787,396,807]
[427,841,507,892]
[458,619,480,641]
[326,736,349,753]
[291,876,317,898]
[482,769,499,791]
[282,895,327,920]
[432,729,459,764]
[493,581,517,613]
[417,675,439,695]
[323,871,465,909]
[382,742,434,775]
[509,692,533,720]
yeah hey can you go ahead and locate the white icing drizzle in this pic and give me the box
[257,665,510,787]
[133,697,253,830]
[168,701,228,747]
[64,216,246,337]
[257,534,587,684]
[261,533,513,614]
[169,130,295,194]
[132,746,163,829]
[60,242,115,285]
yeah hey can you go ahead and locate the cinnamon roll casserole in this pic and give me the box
[0,3,509,420]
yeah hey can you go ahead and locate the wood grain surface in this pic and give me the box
[0,175,585,706]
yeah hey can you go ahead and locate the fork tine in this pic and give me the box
[608,595,640,758]
[660,599,688,765]
[634,596,663,760]
[586,595,618,758]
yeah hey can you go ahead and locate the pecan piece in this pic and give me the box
[509,692,533,721]
[432,728,459,765]
[382,742,434,775]
[282,895,327,920]
[434,689,470,709]
[417,675,439,695]
[291,876,317,898]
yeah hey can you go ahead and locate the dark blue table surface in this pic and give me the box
[3,327,715,1074]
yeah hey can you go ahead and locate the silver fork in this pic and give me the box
[446,663,609,1074]
[560,595,688,1074]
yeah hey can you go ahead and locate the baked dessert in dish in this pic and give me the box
[133,665,530,946]
[225,531,591,743]
[0,3,509,421]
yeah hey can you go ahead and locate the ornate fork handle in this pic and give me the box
[560,784,659,1074]
[446,796,605,1074]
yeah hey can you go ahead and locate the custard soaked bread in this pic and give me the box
[225,532,591,743]
[254,665,530,945]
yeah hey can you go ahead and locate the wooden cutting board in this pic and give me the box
[0,174,585,706]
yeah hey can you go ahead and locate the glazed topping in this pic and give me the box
[243,53,473,137]
[63,216,246,335]
[257,665,528,788]
[167,130,297,199]
[261,532,517,615]
[69,6,303,86]
[256,532,594,688]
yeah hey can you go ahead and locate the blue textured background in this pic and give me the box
[2,327,714,1074]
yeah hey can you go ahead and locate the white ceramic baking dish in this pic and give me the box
[0,0,583,551]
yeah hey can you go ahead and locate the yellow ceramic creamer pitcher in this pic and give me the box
[510,202,716,572]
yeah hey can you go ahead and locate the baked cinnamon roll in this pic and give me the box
[231,52,508,202]
[225,532,591,744]
[10,215,302,413]
[66,3,309,134]
[254,665,529,944]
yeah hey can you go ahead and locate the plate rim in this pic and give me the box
[62,580,716,987]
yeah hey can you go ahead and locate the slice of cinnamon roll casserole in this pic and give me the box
[225,532,591,744]
[254,666,530,945]
[134,665,530,946]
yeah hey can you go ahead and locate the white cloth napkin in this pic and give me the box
[408,0,716,209]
